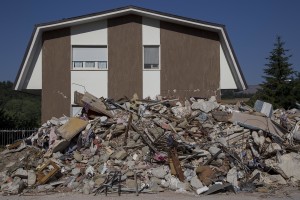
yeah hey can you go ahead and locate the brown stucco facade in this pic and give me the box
[107,15,143,100]
[42,28,71,123]
[160,21,220,99]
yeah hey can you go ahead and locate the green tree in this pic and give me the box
[0,102,14,128]
[255,36,296,109]
[291,72,300,104]
[0,81,41,128]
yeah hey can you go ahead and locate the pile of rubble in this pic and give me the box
[1,92,300,196]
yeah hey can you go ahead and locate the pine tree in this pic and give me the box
[256,36,295,109]
[291,72,300,105]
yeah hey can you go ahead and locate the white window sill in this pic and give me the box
[71,68,108,71]
[143,68,160,71]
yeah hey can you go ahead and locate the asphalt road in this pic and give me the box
[1,189,300,200]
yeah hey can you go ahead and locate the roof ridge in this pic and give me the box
[34,5,225,28]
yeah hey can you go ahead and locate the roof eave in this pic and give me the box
[222,28,248,90]
[14,26,38,90]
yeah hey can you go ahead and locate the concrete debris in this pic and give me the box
[13,168,28,179]
[114,149,127,160]
[230,112,287,138]
[226,167,238,187]
[151,166,168,179]
[190,176,203,189]
[51,139,70,153]
[268,175,287,185]
[254,100,273,117]
[73,151,83,162]
[191,97,219,113]
[265,152,300,180]
[208,146,225,159]
[57,117,89,141]
[212,111,230,122]
[196,186,209,194]
[27,170,37,186]
[1,93,300,196]
[291,121,300,141]
[1,177,25,195]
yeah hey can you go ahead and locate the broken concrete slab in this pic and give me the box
[196,186,209,194]
[212,111,230,122]
[162,174,189,191]
[265,152,300,180]
[52,139,70,153]
[208,146,225,159]
[190,176,203,189]
[266,142,282,153]
[114,149,127,160]
[13,168,28,179]
[71,168,81,176]
[73,151,83,162]
[27,170,36,186]
[292,121,300,141]
[81,92,113,118]
[150,182,164,192]
[252,131,265,148]
[230,111,287,138]
[191,99,219,113]
[2,177,25,195]
[57,117,88,141]
[254,100,273,117]
[268,175,287,185]
[226,167,238,187]
[150,176,162,185]
[151,166,168,179]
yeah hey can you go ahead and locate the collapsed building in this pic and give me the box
[1,92,300,196]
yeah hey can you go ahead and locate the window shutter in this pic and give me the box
[73,47,107,61]
[144,47,159,65]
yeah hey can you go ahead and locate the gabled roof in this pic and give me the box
[14,5,247,90]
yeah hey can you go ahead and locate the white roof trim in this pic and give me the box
[15,7,246,90]
[220,29,246,89]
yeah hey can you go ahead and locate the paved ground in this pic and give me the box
[1,188,300,200]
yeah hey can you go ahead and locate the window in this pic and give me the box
[72,47,108,69]
[144,46,159,69]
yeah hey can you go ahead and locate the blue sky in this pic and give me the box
[0,0,299,85]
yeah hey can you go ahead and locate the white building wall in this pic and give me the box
[143,17,160,45]
[71,20,107,45]
[143,71,160,99]
[25,43,42,89]
[71,71,108,104]
[142,17,160,99]
[220,45,237,89]
[70,20,108,107]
